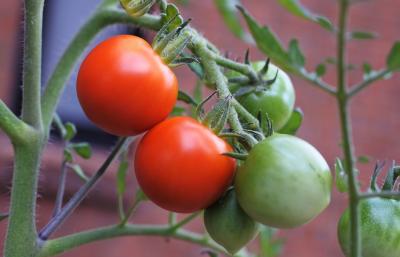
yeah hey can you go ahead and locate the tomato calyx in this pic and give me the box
[152,15,193,65]
[120,0,156,17]
[369,161,400,194]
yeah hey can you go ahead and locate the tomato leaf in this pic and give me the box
[315,63,326,77]
[288,39,305,68]
[387,41,400,70]
[277,0,334,31]
[335,158,348,193]
[71,142,92,159]
[178,90,198,107]
[171,106,186,117]
[238,6,292,71]
[357,155,370,164]
[348,31,378,40]
[64,122,77,141]
[214,0,251,42]
[278,108,303,135]
[69,164,89,182]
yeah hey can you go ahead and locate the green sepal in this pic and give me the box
[120,0,156,17]
[222,152,248,161]
[278,108,303,135]
[202,97,231,134]
[195,91,218,120]
[382,162,400,191]
[369,161,386,192]
[178,90,198,107]
[257,111,273,137]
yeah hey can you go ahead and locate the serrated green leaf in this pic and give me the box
[214,0,251,42]
[357,155,370,164]
[278,108,303,135]
[277,0,334,31]
[63,148,73,162]
[117,160,129,196]
[288,39,305,67]
[315,63,326,77]
[71,142,92,159]
[238,6,292,71]
[178,90,198,107]
[387,41,400,70]
[348,31,377,40]
[64,122,77,141]
[335,158,348,193]
[69,164,89,181]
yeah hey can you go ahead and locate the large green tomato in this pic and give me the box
[204,189,259,254]
[338,198,400,257]
[230,62,295,130]
[235,134,332,228]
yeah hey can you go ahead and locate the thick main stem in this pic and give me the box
[4,135,44,257]
[337,1,360,257]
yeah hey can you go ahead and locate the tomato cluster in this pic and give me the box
[77,37,333,254]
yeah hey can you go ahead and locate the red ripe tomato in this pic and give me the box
[77,35,178,136]
[134,116,236,213]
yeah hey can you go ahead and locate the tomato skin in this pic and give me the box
[134,116,236,213]
[338,198,400,257]
[230,62,295,130]
[204,188,259,254]
[77,35,178,136]
[235,134,332,228]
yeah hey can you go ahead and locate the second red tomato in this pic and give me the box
[134,117,236,213]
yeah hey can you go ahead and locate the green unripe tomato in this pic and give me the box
[229,62,295,130]
[204,188,259,254]
[235,134,332,228]
[338,198,400,257]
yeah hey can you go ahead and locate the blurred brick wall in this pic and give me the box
[1,1,400,257]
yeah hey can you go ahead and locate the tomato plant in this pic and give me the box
[134,116,236,213]
[235,134,332,228]
[230,62,295,130]
[338,198,400,257]
[77,34,178,136]
[204,188,259,254]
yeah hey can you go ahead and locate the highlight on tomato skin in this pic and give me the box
[134,116,236,213]
[76,34,178,136]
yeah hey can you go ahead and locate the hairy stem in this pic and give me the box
[337,1,360,257]
[359,191,400,200]
[4,133,44,257]
[0,101,33,144]
[21,0,44,129]
[348,69,392,97]
[38,224,231,257]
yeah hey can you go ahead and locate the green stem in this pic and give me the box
[119,197,142,226]
[359,191,400,200]
[38,224,230,257]
[337,1,360,257]
[297,69,337,95]
[21,0,44,130]
[41,5,162,136]
[214,55,258,81]
[348,69,392,97]
[4,133,44,257]
[0,101,33,144]
[169,212,201,232]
